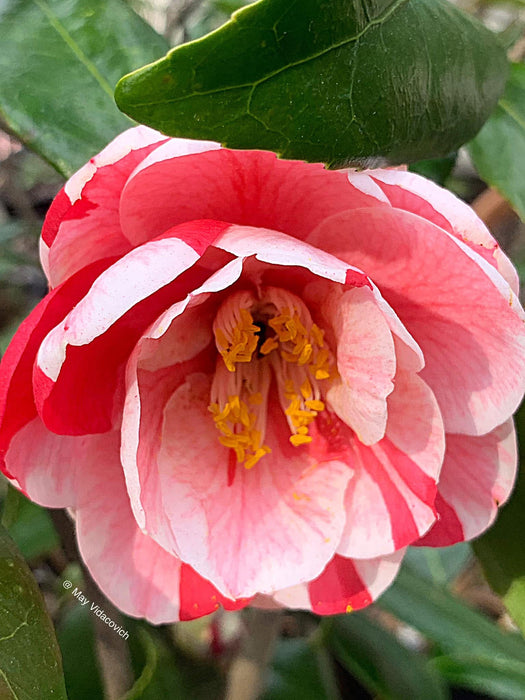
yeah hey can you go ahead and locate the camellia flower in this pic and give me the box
[1,126,524,622]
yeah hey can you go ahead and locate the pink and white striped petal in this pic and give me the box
[273,550,404,614]
[418,419,517,547]
[76,451,246,624]
[42,126,167,287]
[363,169,519,293]
[214,225,370,287]
[337,371,443,558]
[121,258,244,530]
[0,258,114,473]
[33,221,230,435]
[306,208,525,436]
[134,373,352,599]
[120,147,389,247]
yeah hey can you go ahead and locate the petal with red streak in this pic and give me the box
[42,126,168,287]
[365,169,519,293]
[75,445,246,623]
[273,550,404,614]
[0,258,115,473]
[418,419,517,547]
[136,373,352,599]
[306,208,525,436]
[336,371,443,558]
[33,221,229,435]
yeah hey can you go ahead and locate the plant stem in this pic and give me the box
[225,608,282,700]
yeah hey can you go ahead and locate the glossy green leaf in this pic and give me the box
[0,523,67,699]
[379,567,525,661]
[56,606,104,700]
[473,404,525,635]
[7,495,59,561]
[408,154,457,187]
[324,614,449,700]
[261,638,341,700]
[116,0,508,168]
[0,0,168,177]
[434,654,525,700]
[468,63,525,221]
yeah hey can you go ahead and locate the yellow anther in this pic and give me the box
[315,369,330,380]
[245,446,271,469]
[297,343,313,365]
[249,392,263,405]
[300,378,312,400]
[212,393,271,470]
[289,433,313,446]
[305,399,325,411]
[215,307,260,372]
[260,337,279,355]
[311,324,324,347]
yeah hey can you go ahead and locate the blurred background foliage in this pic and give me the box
[0,0,525,698]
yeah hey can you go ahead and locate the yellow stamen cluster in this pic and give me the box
[210,293,337,468]
[209,394,271,469]
[266,306,336,447]
[284,378,326,446]
[214,308,259,372]
[269,308,334,381]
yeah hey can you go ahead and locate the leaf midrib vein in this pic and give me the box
[33,0,114,99]
[499,98,525,132]
[132,0,410,108]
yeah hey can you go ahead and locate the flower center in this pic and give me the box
[209,288,337,469]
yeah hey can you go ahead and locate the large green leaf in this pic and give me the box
[6,493,59,561]
[0,0,168,177]
[473,404,525,635]
[56,606,104,700]
[116,0,508,168]
[434,654,525,700]
[0,523,67,699]
[324,614,449,700]
[468,62,525,221]
[379,567,525,661]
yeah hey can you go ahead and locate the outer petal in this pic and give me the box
[33,220,230,435]
[0,258,115,473]
[135,373,352,599]
[120,147,388,247]
[42,126,168,287]
[364,169,519,293]
[325,286,396,445]
[273,550,404,615]
[306,208,525,436]
[336,372,443,559]
[418,419,517,547]
[75,440,247,623]
[5,419,117,508]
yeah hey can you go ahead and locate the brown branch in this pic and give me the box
[224,608,282,700]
